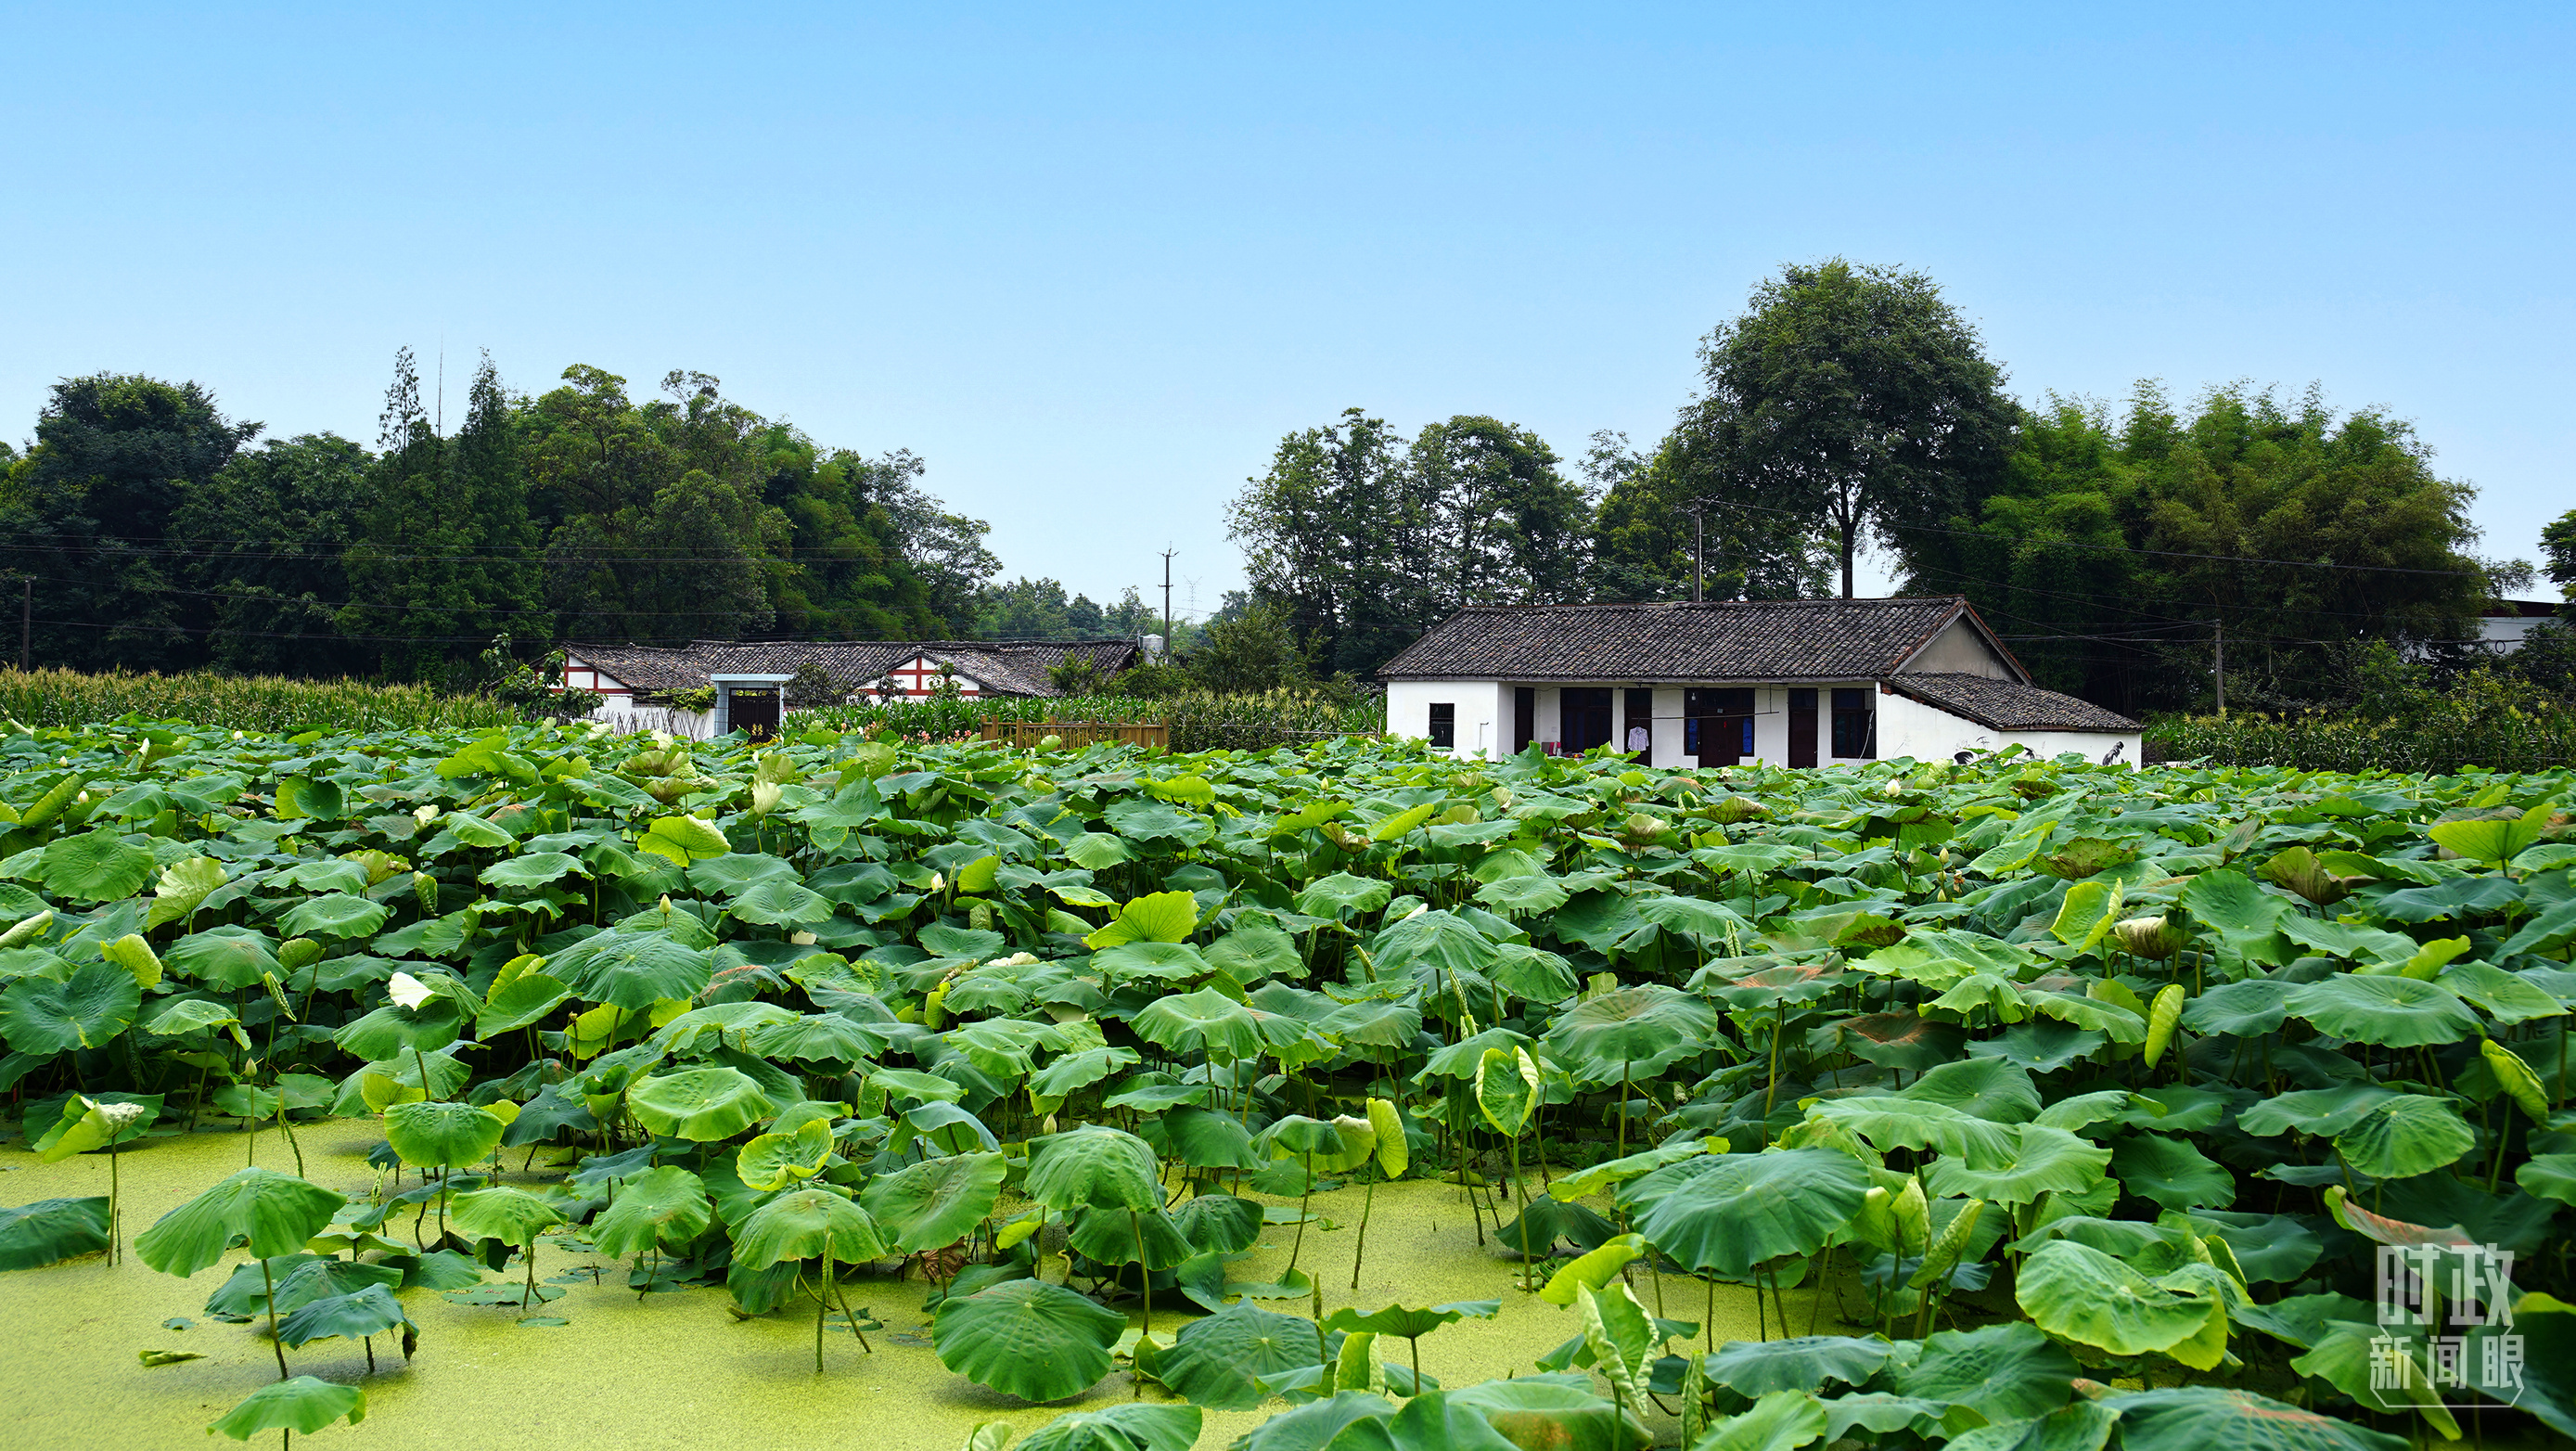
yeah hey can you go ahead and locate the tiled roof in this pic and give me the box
[565,638,1140,700]
[1890,674,2140,733]
[1378,597,1993,683]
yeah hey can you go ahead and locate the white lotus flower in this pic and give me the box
[387,971,435,1009]
[82,1097,150,1131]
[415,804,440,824]
[789,931,817,945]
[929,873,944,892]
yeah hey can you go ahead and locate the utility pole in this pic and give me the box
[2213,617,2225,717]
[17,575,27,673]
[1159,548,1176,659]
[1693,503,1706,602]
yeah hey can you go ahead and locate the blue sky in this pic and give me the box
[5,5,2569,610]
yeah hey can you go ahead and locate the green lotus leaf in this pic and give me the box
[590,1166,712,1260]
[1170,1193,1265,1256]
[1630,1149,1868,1278]
[135,1168,345,1277]
[731,879,836,928]
[165,925,282,989]
[1134,987,1264,1059]
[384,1099,508,1168]
[686,852,795,898]
[1473,1046,1540,1136]
[1943,1402,2121,1451]
[0,1196,110,1269]
[2178,979,2293,1037]
[1544,984,1724,1078]
[278,892,391,941]
[448,1185,565,1248]
[2111,1134,2236,1211]
[2334,1095,2477,1179]
[1923,1124,2113,1207]
[651,1000,800,1054]
[1804,1098,2019,1164]
[1893,1321,2079,1424]
[1026,1124,1162,1212]
[208,1377,365,1442]
[749,1011,884,1067]
[1070,1204,1195,1269]
[868,1066,966,1106]
[145,855,228,930]
[1152,1299,1325,1409]
[1691,1389,1828,1451]
[477,972,573,1037]
[737,1119,836,1193]
[334,996,465,1059]
[29,829,156,903]
[479,852,586,890]
[2518,1154,2576,1208]
[1158,1107,1262,1171]
[2101,1387,2408,1451]
[2288,974,2481,1047]
[1019,1404,1201,1451]
[276,1283,413,1348]
[559,930,714,1012]
[1030,1046,1139,1098]
[2427,805,2548,866]
[1294,872,1392,919]
[0,961,140,1055]
[1083,890,1201,949]
[1442,1374,1644,1451]
[861,1151,1006,1253]
[933,1278,1127,1402]
[1207,918,1301,982]
[627,1068,773,1141]
[733,1186,889,1269]
[639,813,731,866]
[1701,1335,1898,1397]
[2016,1239,2226,1363]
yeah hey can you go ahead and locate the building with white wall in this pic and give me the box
[560,637,1143,738]
[1378,597,2141,767]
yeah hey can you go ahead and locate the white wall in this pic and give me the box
[1875,689,2138,766]
[1389,679,1509,761]
[587,698,715,740]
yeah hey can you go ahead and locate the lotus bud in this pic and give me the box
[2113,915,2186,959]
[415,803,441,824]
[929,873,945,893]
[83,1098,151,1133]
[659,894,673,913]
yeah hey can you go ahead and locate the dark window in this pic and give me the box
[1428,701,1455,748]
[1560,688,1613,751]
[1832,687,1876,759]
[1685,687,1757,766]
[1513,687,1534,753]
[1788,688,1818,768]
[1622,688,1655,755]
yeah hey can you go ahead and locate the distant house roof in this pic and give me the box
[2484,599,2564,619]
[565,638,1140,699]
[1378,597,2020,684]
[1885,674,2140,733]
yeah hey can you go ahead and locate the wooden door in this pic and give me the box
[728,687,780,742]
[1788,688,1818,768]
[1559,688,1612,752]
[1513,687,1534,753]
[1685,687,1754,766]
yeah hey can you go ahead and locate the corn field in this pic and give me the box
[0,666,525,734]
[788,688,1384,751]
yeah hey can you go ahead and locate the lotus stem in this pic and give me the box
[1352,1172,1374,1291]
[830,1277,871,1353]
[814,1271,827,1373]
[1288,1149,1314,1278]
[260,1257,289,1379]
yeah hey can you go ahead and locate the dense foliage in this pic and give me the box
[4,718,2573,1448]
[790,689,1384,753]
[0,357,998,682]
[2150,665,2576,775]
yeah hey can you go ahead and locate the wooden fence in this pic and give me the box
[980,720,1172,751]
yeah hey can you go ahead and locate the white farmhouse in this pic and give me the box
[560,637,1142,740]
[1379,597,2141,767]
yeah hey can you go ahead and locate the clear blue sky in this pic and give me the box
[5,4,2569,612]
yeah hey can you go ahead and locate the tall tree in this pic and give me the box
[340,351,544,679]
[0,374,260,670]
[1694,260,2017,597]
[1584,429,1834,603]
[1410,416,1596,607]
[1901,381,2490,713]
[173,433,375,675]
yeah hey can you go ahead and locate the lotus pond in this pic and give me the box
[0,720,2571,1451]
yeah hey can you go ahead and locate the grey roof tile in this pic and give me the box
[1889,673,2140,733]
[1378,597,1989,682]
[564,638,1139,700]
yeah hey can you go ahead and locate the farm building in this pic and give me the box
[561,637,1142,738]
[1379,596,2141,767]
